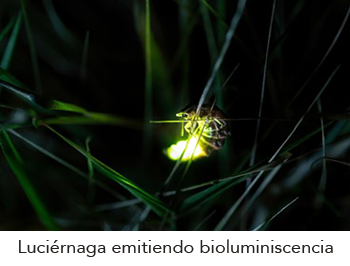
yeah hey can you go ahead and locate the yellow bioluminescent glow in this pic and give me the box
[166,136,207,161]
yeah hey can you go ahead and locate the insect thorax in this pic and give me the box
[177,104,230,154]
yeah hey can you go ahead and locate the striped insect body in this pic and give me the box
[176,104,230,156]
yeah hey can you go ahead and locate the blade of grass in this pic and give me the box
[44,124,172,217]
[1,12,23,70]
[216,0,226,43]
[178,174,247,215]
[251,197,299,231]
[286,4,350,109]
[143,0,152,157]
[20,0,41,93]
[0,80,142,128]
[0,69,27,90]
[193,210,216,231]
[8,129,129,201]
[315,99,327,206]
[268,66,339,163]
[0,17,16,43]
[41,112,142,129]
[42,0,78,47]
[201,0,219,66]
[85,135,94,204]
[196,0,247,114]
[215,67,339,229]
[179,67,338,215]
[93,199,142,212]
[79,31,89,81]
[214,171,265,230]
[201,0,227,29]
[249,0,276,167]
[133,2,174,111]
[178,0,191,105]
[0,126,58,230]
[217,155,291,231]
[241,157,290,220]
[323,158,350,167]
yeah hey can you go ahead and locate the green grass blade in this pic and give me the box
[251,197,299,231]
[41,114,141,129]
[0,68,27,89]
[9,129,86,177]
[20,0,41,93]
[44,125,172,217]
[85,135,95,204]
[0,126,58,230]
[201,0,227,29]
[196,0,247,113]
[177,120,331,215]
[8,129,128,201]
[178,175,247,215]
[1,11,23,70]
[0,78,47,113]
[50,100,88,113]
[201,1,218,65]
[0,17,16,43]
[0,80,141,128]
[42,0,77,47]
[143,0,152,155]
[216,0,226,43]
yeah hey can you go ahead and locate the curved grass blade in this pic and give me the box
[0,126,59,230]
[196,0,247,114]
[178,65,338,216]
[0,80,142,128]
[0,17,16,43]
[0,68,27,90]
[251,197,299,231]
[213,67,339,228]
[216,154,290,231]
[20,0,41,93]
[42,0,78,47]
[1,11,22,69]
[44,124,171,217]
[8,129,132,202]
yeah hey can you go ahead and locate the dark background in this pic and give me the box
[0,0,349,230]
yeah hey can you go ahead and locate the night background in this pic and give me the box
[0,0,349,230]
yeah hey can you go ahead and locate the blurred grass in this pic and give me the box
[20,0,41,93]
[44,124,172,218]
[0,0,349,230]
[1,11,22,70]
[143,0,152,157]
[0,126,58,230]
